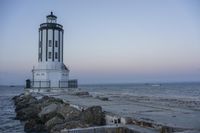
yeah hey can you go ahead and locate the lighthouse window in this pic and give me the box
[39,53,42,59]
[49,40,52,47]
[48,52,51,59]
[55,41,58,47]
[55,52,58,59]
[39,41,42,47]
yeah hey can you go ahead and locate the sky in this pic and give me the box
[0,0,200,85]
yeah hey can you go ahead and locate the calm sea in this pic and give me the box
[81,82,200,100]
[0,82,200,132]
[0,86,24,133]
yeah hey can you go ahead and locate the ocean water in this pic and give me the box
[0,86,24,133]
[0,82,200,132]
[80,82,200,101]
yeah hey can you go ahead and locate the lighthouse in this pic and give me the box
[32,12,69,88]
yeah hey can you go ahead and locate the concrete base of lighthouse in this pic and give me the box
[32,64,69,88]
[24,87,79,94]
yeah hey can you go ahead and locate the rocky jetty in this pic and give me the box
[12,93,105,133]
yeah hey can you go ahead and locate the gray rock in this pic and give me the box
[74,91,90,96]
[13,94,106,133]
[14,94,38,111]
[13,94,40,121]
[45,116,64,131]
[16,103,40,120]
[81,106,105,126]
[12,93,23,101]
[24,118,46,132]
[50,121,88,133]
[39,103,60,123]
[96,96,109,101]
[57,104,81,121]
[38,96,65,109]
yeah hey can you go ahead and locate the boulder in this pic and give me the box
[13,94,106,133]
[38,96,64,109]
[24,118,46,132]
[45,116,64,131]
[43,103,83,132]
[81,106,105,126]
[16,103,40,120]
[13,94,40,121]
[57,104,81,121]
[39,103,60,123]
[74,91,90,96]
[12,94,23,102]
[14,94,38,111]
[96,96,109,101]
[50,121,88,133]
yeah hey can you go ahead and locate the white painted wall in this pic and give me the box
[33,67,69,88]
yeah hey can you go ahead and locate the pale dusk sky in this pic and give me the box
[0,0,200,85]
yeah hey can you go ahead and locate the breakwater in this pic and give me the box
[12,91,160,133]
[13,93,105,133]
[12,87,200,133]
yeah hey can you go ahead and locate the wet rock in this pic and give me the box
[74,91,90,96]
[14,94,37,111]
[81,106,105,126]
[24,118,46,132]
[96,96,109,101]
[16,103,40,120]
[13,94,40,121]
[12,94,22,101]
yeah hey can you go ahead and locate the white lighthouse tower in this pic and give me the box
[32,12,69,88]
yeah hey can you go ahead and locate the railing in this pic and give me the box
[31,81,51,88]
[40,23,63,29]
[29,80,78,88]
[59,81,68,88]
[68,79,78,88]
